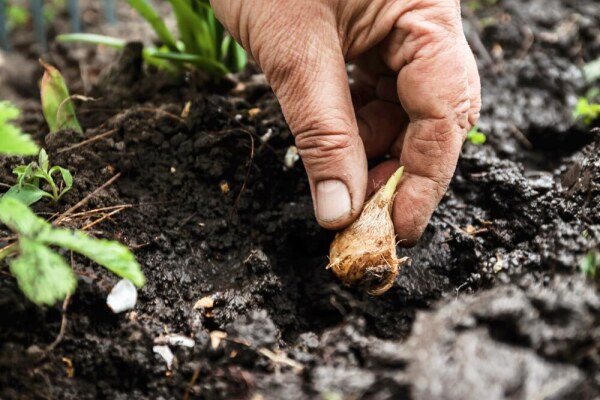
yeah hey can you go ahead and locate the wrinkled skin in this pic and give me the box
[211,0,481,245]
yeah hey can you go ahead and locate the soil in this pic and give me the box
[1,0,600,399]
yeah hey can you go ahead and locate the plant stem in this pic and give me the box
[0,242,17,261]
[382,166,405,201]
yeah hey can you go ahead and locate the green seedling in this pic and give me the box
[7,4,29,30]
[573,97,600,126]
[58,0,247,75]
[466,126,487,145]
[0,101,39,156]
[40,60,83,134]
[4,149,73,206]
[0,196,145,306]
[580,251,599,281]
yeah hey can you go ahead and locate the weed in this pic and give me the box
[57,0,247,75]
[466,126,487,145]
[4,149,72,206]
[573,97,600,126]
[580,251,599,281]
[40,61,83,134]
[0,196,144,305]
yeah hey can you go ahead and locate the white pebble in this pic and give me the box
[106,279,138,313]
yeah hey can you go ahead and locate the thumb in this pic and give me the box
[260,30,367,229]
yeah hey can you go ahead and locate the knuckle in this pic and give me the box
[295,128,355,166]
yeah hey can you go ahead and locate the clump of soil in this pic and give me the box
[1,0,600,399]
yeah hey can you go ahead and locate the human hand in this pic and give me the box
[211,0,481,245]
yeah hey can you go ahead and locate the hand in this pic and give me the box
[211,0,481,245]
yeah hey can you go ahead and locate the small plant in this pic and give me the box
[573,96,600,126]
[0,196,145,306]
[7,4,29,31]
[0,101,39,156]
[328,167,408,296]
[580,251,599,281]
[466,126,487,145]
[4,149,72,206]
[57,0,247,75]
[40,60,83,134]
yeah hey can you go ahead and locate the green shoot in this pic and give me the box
[4,149,73,205]
[0,196,145,306]
[57,0,247,75]
[7,5,29,30]
[0,101,39,156]
[573,97,600,126]
[580,251,599,280]
[40,60,83,134]
[466,126,487,145]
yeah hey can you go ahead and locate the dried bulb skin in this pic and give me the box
[327,167,408,295]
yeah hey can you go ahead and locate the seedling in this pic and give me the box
[4,149,72,206]
[573,97,600,126]
[57,0,247,75]
[580,251,599,280]
[0,101,39,156]
[466,126,487,145]
[40,60,83,134]
[328,167,408,295]
[7,4,28,30]
[0,196,145,306]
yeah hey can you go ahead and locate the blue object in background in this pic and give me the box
[67,0,81,32]
[30,0,47,51]
[1,0,119,52]
[0,0,9,51]
[104,0,117,25]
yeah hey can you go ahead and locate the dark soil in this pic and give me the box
[1,0,600,399]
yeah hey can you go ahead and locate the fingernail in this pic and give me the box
[316,180,351,223]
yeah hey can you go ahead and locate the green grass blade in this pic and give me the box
[57,33,126,49]
[151,51,229,74]
[125,0,178,51]
[168,0,216,58]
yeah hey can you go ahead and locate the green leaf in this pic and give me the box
[54,167,73,200]
[40,230,145,287]
[466,126,487,145]
[580,251,599,280]
[125,0,178,51]
[0,196,144,286]
[0,197,51,237]
[573,97,600,126]
[0,101,39,156]
[3,184,51,206]
[40,61,83,134]
[10,237,77,305]
[39,149,49,173]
